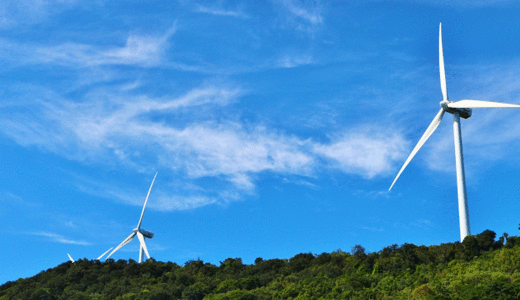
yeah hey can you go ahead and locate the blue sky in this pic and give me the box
[2,0,520,284]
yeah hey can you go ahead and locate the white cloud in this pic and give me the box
[0,0,81,28]
[155,195,217,211]
[361,226,384,232]
[195,5,249,18]
[419,0,514,7]
[1,84,315,189]
[0,83,412,210]
[364,0,515,8]
[32,231,91,246]
[0,24,177,72]
[0,28,230,75]
[35,27,176,67]
[0,191,30,206]
[170,124,314,188]
[277,54,313,68]
[313,129,409,178]
[0,85,238,150]
[74,174,218,211]
[411,218,434,229]
[277,0,322,25]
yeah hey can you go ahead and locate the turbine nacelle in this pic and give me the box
[134,228,154,239]
[440,100,472,119]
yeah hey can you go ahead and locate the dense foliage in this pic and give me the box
[2,230,520,299]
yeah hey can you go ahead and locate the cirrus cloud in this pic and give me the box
[0,82,410,210]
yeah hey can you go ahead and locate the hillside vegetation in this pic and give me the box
[2,230,520,299]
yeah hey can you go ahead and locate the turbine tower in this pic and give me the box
[106,172,158,263]
[389,23,520,242]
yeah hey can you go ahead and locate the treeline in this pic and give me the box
[2,230,520,299]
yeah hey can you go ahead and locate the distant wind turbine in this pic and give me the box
[106,173,157,263]
[389,23,520,242]
[66,247,113,262]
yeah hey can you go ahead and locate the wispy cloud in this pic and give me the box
[361,225,384,232]
[313,128,409,178]
[0,3,323,76]
[195,4,249,18]
[0,0,82,28]
[34,26,176,67]
[277,53,313,68]
[0,81,412,210]
[0,191,35,207]
[71,171,217,211]
[0,85,238,154]
[408,0,515,8]
[1,85,314,190]
[173,124,314,189]
[31,231,91,246]
[411,218,434,229]
[0,25,176,72]
[353,189,391,199]
[362,0,515,8]
[277,0,322,25]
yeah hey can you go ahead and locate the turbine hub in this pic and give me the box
[440,100,450,111]
[439,100,472,119]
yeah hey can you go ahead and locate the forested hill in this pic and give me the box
[2,230,520,299]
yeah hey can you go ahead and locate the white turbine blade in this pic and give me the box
[439,23,448,101]
[389,108,445,191]
[137,172,158,230]
[136,232,150,260]
[105,232,136,260]
[448,100,520,108]
[67,253,75,263]
[96,247,113,260]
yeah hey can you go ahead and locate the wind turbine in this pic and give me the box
[66,247,113,262]
[106,172,158,263]
[389,23,520,242]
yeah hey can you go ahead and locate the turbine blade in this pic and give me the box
[137,232,150,260]
[439,23,449,101]
[137,172,158,230]
[67,253,75,263]
[389,108,445,191]
[105,232,136,260]
[448,100,520,108]
[96,247,113,260]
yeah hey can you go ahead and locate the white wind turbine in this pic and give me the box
[105,173,158,263]
[389,23,520,242]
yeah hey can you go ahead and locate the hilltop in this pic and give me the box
[2,229,520,299]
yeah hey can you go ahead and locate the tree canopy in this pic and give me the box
[2,229,520,299]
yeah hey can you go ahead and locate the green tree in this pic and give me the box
[476,229,497,251]
[181,282,209,300]
[463,235,480,260]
